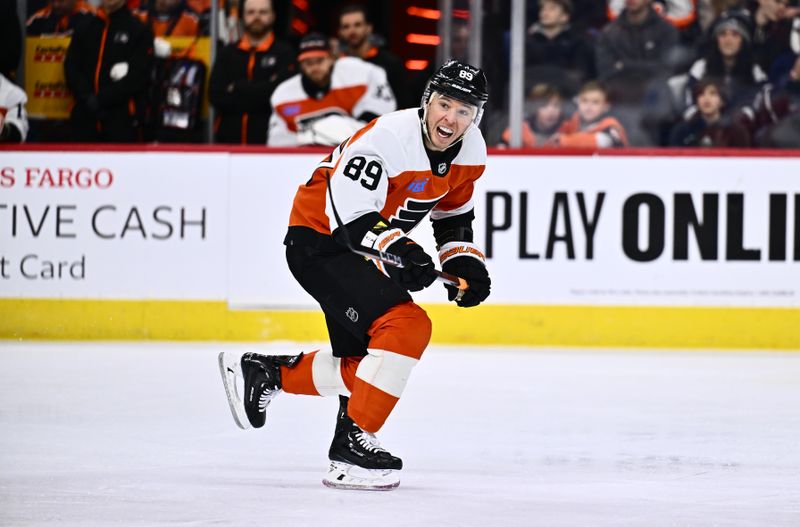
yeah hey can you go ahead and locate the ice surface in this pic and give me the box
[1,342,799,526]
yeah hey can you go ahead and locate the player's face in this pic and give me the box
[339,12,371,50]
[577,90,609,123]
[300,55,335,87]
[425,94,476,150]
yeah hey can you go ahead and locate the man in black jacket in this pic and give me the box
[595,0,679,79]
[526,0,596,94]
[64,0,153,142]
[337,4,409,108]
[209,0,294,144]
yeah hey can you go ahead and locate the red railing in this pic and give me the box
[2,143,800,157]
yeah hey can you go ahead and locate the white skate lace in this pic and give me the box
[355,430,387,453]
[258,389,272,412]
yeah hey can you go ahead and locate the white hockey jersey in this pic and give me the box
[288,107,487,236]
[0,74,29,142]
[268,56,396,146]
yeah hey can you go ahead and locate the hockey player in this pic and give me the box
[220,60,491,490]
[267,32,396,146]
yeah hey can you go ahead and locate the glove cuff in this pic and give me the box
[438,241,486,266]
[362,227,404,252]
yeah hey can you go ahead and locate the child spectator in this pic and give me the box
[670,77,752,145]
[501,84,566,147]
[549,81,629,147]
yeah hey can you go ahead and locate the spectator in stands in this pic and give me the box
[699,0,748,32]
[27,0,95,36]
[134,0,200,38]
[0,73,29,143]
[337,4,408,108]
[527,0,609,35]
[1,0,22,78]
[755,53,800,145]
[548,81,629,147]
[670,77,752,145]
[451,18,471,62]
[208,0,294,144]
[684,10,768,123]
[752,0,800,82]
[500,83,566,147]
[596,0,681,80]
[526,0,595,96]
[64,0,154,142]
[607,0,700,35]
[268,33,396,146]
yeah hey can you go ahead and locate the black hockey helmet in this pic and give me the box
[424,60,489,106]
[422,60,489,124]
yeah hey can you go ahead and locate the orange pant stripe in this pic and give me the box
[367,302,431,360]
[348,376,400,433]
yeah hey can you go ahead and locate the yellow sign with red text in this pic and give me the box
[24,36,211,119]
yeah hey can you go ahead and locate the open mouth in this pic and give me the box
[436,125,454,140]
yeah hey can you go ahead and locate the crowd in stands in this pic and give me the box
[1,0,799,148]
[494,0,800,147]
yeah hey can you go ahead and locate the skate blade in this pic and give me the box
[218,351,251,430]
[322,461,400,491]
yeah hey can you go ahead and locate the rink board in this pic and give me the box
[2,298,800,349]
[1,146,799,348]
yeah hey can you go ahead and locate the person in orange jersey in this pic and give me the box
[27,0,96,36]
[549,81,629,147]
[500,83,567,147]
[208,0,293,143]
[220,60,491,491]
[63,0,153,142]
[267,33,396,146]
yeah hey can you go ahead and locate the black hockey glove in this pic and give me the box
[439,243,491,307]
[385,236,438,292]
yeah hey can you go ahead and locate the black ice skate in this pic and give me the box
[218,351,301,430]
[323,396,402,491]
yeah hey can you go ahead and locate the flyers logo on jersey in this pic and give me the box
[388,196,443,232]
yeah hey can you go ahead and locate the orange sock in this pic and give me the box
[280,351,319,396]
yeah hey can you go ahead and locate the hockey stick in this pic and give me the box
[325,175,468,298]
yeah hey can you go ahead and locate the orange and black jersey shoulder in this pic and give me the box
[288,107,486,240]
